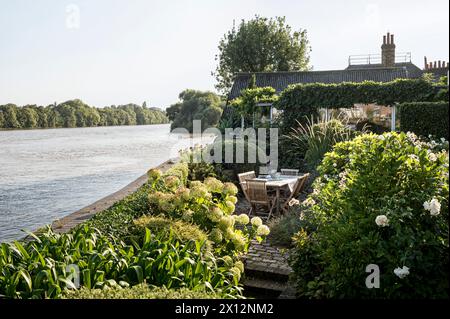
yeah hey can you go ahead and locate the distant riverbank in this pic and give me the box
[0,100,169,130]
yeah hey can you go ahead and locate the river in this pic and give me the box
[0,124,209,242]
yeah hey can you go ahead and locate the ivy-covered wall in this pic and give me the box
[398,102,449,139]
[274,79,438,134]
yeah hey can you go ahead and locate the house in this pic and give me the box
[227,33,449,130]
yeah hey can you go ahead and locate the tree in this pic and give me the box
[0,104,21,128]
[169,89,223,132]
[213,16,311,95]
[17,107,38,128]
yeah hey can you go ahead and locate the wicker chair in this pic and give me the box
[281,173,310,214]
[246,180,276,221]
[281,168,300,176]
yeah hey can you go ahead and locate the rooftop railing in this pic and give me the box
[348,52,412,66]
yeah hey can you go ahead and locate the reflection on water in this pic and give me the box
[0,124,210,242]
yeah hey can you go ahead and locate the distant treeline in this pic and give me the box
[0,99,169,129]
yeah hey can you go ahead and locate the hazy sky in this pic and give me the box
[0,0,448,108]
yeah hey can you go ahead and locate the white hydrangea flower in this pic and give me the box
[250,217,263,227]
[333,163,337,168]
[394,266,410,279]
[236,214,250,225]
[288,198,300,207]
[427,150,437,162]
[375,215,389,227]
[423,198,441,216]
[256,225,270,236]
[303,197,316,207]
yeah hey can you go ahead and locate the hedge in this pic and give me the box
[398,102,449,139]
[274,79,437,135]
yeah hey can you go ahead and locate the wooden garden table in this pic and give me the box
[246,175,300,215]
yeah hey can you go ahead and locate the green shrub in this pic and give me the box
[290,132,449,298]
[398,102,449,139]
[267,210,304,248]
[284,118,362,170]
[129,216,211,252]
[62,283,223,299]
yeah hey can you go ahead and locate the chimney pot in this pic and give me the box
[387,32,390,44]
[424,56,428,69]
[391,34,394,44]
[438,61,442,68]
[434,61,437,68]
[383,35,386,45]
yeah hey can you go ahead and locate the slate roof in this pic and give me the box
[228,67,411,100]
[345,62,424,79]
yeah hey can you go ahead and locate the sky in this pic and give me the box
[0,0,448,109]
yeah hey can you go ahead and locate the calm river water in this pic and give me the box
[0,124,209,242]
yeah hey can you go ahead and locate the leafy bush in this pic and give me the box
[398,102,449,139]
[147,171,270,256]
[62,283,223,299]
[290,132,449,298]
[266,209,305,248]
[284,118,362,170]
[0,226,242,299]
[129,216,212,252]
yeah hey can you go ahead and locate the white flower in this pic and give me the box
[441,137,446,143]
[408,154,419,161]
[251,217,263,227]
[375,215,389,227]
[288,198,300,207]
[377,135,385,141]
[427,150,437,162]
[423,198,441,216]
[236,214,250,225]
[303,197,316,207]
[333,163,337,168]
[256,225,270,236]
[394,266,410,279]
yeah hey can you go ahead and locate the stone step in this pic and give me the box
[242,277,288,299]
[243,260,291,282]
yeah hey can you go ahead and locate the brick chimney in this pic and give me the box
[381,32,396,67]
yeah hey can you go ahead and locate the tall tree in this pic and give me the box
[168,89,223,132]
[213,16,311,95]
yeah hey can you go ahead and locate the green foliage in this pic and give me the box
[167,90,223,132]
[398,102,449,139]
[290,132,449,298]
[62,283,223,299]
[0,100,168,130]
[229,87,278,128]
[214,15,311,95]
[275,79,436,135]
[0,225,242,299]
[284,118,363,170]
[83,183,152,238]
[129,216,212,252]
[267,210,305,248]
